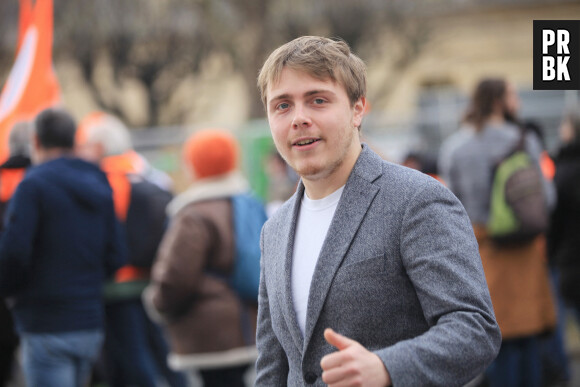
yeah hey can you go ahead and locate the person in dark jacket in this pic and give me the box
[548,110,580,310]
[76,112,186,387]
[0,121,32,386]
[0,108,127,387]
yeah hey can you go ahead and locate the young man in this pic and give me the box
[255,36,501,386]
[0,108,126,387]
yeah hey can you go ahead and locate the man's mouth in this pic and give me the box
[293,138,320,146]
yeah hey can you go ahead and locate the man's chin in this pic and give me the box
[295,165,332,182]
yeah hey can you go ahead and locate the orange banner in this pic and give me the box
[0,0,61,163]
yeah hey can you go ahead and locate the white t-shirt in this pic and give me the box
[292,186,344,336]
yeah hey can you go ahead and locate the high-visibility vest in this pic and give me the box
[0,168,26,202]
[101,153,149,283]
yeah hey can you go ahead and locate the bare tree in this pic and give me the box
[2,0,432,127]
[54,0,206,126]
[169,0,432,118]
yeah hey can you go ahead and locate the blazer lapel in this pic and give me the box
[275,185,306,353]
[303,144,382,349]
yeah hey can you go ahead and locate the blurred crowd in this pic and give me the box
[0,75,578,387]
[0,111,271,387]
[407,77,580,387]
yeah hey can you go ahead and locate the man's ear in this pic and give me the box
[30,134,42,164]
[32,134,40,151]
[352,97,366,128]
[96,142,105,160]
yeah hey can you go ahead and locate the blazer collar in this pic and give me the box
[275,144,384,353]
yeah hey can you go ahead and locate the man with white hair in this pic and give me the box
[0,120,33,386]
[77,112,173,191]
[76,112,186,387]
[0,121,33,222]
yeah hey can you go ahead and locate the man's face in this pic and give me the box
[559,118,574,143]
[75,141,103,163]
[502,81,520,121]
[265,67,365,183]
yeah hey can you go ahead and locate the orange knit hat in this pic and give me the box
[183,129,239,179]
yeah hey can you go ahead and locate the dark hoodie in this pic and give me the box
[0,157,127,333]
[547,141,580,307]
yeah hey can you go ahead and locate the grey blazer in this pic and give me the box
[255,144,501,387]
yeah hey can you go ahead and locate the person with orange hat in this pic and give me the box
[144,129,266,387]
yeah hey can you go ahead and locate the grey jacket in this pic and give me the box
[255,144,501,386]
[438,122,555,225]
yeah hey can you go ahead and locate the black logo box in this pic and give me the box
[534,20,580,90]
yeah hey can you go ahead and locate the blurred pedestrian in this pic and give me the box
[439,77,557,387]
[76,112,187,387]
[548,109,580,325]
[0,121,33,228]
[264,150,297,217]
[77,111,174,192]
[401,150,445,185]
[254,35,500,387]
[144,129,264,387]
[0,108,126,387]
[0,121,32,386]
[522,119,571,386]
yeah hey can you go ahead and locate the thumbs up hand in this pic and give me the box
[320,328,391,387]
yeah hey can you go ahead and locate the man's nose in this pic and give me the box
[292,105,312,129]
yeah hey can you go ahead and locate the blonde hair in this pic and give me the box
[257,36,367,108]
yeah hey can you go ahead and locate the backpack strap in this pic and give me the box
[201,200,257,346]
[515,123,527,151]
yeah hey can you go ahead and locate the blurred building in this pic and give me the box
[127,0,580,194]
[364,0,580,159]
[2,0,579,187]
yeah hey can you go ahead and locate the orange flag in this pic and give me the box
[18,0,34,51]
[0,0,61,163]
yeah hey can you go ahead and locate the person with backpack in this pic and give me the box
[144,129,266,387]
[439,78,557,387]
[76,112,187,387]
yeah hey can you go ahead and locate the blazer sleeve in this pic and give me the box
[255,227,290,386]
[377,181,501,386]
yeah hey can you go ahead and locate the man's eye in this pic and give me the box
[277,102,290,110]
[313,98,325,105]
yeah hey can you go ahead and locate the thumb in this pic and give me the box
[324,328,356,350]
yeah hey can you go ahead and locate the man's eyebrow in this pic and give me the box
[269,93,290,104]
[269,89,336,104]
[304,89,335,97]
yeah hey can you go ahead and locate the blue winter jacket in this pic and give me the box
[0,156,127,333]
